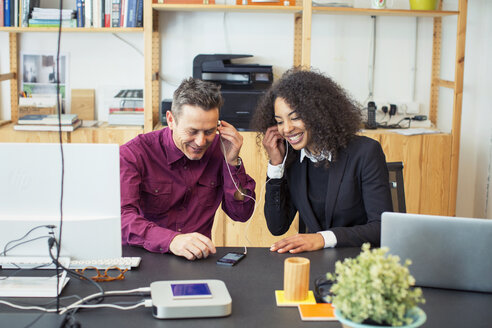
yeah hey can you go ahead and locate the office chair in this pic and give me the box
[386,161,406,213]
[298,161,407,233]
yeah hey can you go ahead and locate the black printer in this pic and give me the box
[193,54,273,131]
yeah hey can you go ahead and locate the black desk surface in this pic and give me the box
[1,246,491,328]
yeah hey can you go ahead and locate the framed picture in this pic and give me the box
[20,52,70,112]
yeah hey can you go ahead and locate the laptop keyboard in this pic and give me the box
[0,256,71,270]
[0,256,141,270]
[70,257,141,270]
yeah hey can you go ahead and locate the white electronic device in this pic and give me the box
[150,279,232,319]
[0,143,122,261]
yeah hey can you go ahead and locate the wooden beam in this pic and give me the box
[152,10,161,129]
[448,0,468,216]
[301,0,311,68]
[9,33,19,123]
[429,15,442,125]
[438,79,455,89]
[293,12,302,67]
[144,0,154,133]
[0,72,16,82]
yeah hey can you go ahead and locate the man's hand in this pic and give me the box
[262,126,286,166]
[270,233,325,254]
[217,120,243,166]
[169,233,216,260]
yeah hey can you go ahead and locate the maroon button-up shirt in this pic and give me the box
[120,127,256,253]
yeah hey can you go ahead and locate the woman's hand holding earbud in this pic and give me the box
[263,126,286,166]
[217,120,243,166]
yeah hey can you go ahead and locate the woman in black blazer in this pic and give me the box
[251,69,393,254]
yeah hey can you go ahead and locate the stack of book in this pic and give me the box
[28,7,77,27]
[14,114,82,132]
[76,0,144,28]
[108,89,144,126]
[108,110,144,126]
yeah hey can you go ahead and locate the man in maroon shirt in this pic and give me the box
[120,78,256,260]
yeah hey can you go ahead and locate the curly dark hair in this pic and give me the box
[250,68,362,164]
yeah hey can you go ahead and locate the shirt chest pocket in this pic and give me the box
[196,176,222,208]
[141,182,173,214]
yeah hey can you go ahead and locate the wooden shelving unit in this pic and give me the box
[0,27,143,32]
[0,0,468,245]
[152,3,303,13]
[311,7,458,17]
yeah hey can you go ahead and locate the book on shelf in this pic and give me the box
[236,0,293,5]
[93,0,102,28]
[28,18,77,27]
[111,0,121,27]
[135,0,143,27]
[126,0,137,28]
[120,0,126,27]
[14,119,82,132]
[20,0,41,27]
[84,0,92,27]
[76,0,85,27]
[109,107,144,114]
[17,114,79,125]
[105,0,112,27]
[108,112,144,126]
[157,0,216,3]
[0,0,4,27]
[31,7,75,20]
[4,0,11,27]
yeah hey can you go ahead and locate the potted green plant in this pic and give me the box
[326,243,426,328]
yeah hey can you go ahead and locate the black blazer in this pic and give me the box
[264,136,393,247]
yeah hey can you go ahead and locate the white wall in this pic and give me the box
[455,0,492,219]
[1,0,491,218]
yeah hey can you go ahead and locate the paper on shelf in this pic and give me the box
[390,128,442,136]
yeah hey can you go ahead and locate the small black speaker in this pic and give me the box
[160,99,172,125]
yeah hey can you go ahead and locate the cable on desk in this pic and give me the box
[65,300,147,312]
[0,300,60,313]
[59,287,151,315]
[1,225,55,256]
[48,238,105,296]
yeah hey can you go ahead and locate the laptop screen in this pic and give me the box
[381,212,492,293]
[0,143,121,260]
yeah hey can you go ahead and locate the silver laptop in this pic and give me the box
[381,212,492,293]
[0,143,122,261]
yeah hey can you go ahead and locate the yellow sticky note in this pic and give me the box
[275,290,317,307]
[298,303,337,321]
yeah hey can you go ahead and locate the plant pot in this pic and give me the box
[409,0,437,10]
[334,307,426,328]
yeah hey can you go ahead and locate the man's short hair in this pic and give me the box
[171,78,223,121]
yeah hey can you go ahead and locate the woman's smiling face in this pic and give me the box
[274,97,312,152]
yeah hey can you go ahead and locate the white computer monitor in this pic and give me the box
[0,143,122,260]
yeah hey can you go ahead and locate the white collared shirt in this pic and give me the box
[267,148,337,248]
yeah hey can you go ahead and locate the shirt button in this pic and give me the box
[178,228,182,232]
[154,189,159,193]
[211,182,215,186]
[159,247,163,252]
[183,166,188,170]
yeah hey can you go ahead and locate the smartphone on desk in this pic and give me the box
[216,252,246,266]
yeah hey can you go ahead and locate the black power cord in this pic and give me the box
[55,0,65,314]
